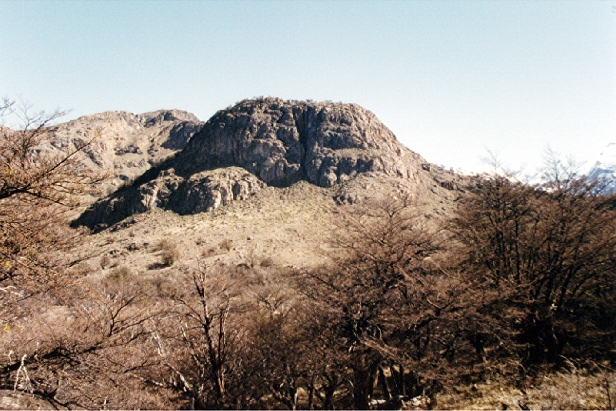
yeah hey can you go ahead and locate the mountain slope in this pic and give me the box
[44,109,203,196]
[73,98,442,230]
[588,142,616,193]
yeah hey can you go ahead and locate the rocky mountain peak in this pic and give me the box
[175,97,418,187]
[71,109,199,127]
[74,98,426,230]
[139,109,201,127]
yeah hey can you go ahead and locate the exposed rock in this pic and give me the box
[0,390,56,410]
[74,167,264,230]
[176,97,422,187]
[74,98,428,230]
[333,173,422,205]
[44,109,203,196]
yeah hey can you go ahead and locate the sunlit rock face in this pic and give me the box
[175,97,421,187]
[74,98,426,230]
[44,109,203,195]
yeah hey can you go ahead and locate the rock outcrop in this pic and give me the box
[75,167,264,230]
[74,98,425,230]
[45,109,202,195]
[175,98,421,187]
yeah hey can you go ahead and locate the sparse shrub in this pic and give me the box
[201,247,217,258]
[219,238,233,252]
[100,254,111,269]
[71,262,93,277]
[158,239,179,266]
[259,257,274,267]
[107,266,131,281]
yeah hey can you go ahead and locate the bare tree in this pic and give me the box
[0,99,158,408]
[296,197,480,409]
[452,161,616,365]
[0,275,166,409]
[151,263,247,409]
[0,98,104,311]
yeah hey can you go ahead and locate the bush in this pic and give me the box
[100,254,111,269]
[158,239,179,267]
[107,266,131,281]
[201,247,217,258]
[219,239,233,252]
[259,257,274,267]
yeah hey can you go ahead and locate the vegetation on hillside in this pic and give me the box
[0,99,615,409]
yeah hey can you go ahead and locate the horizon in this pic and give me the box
[2,0,615,173]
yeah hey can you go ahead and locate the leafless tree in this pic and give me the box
[147,263,247,409]
[451,160,616,366]
[0,275,167,409]
[0,99,162,408]
[0,98,104,315]
[296,197,482,409]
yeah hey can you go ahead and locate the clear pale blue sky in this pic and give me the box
[2,0,615,172]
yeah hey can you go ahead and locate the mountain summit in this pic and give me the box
[73,98,430,230]
[174,97,421,187]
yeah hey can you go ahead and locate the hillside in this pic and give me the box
[2,98,614,410]
[73,98,461,231]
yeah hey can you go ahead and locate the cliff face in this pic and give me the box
[74,98,426,230]
[176,98,420,187]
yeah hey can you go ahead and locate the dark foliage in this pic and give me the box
[451,166,616,367]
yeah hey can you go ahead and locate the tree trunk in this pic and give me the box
[378,365,391,400]
[353,356,378,410]
[353,366,371,410]
[323,383,336,410]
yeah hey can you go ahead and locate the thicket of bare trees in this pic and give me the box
[296,198,477,408]
[0,99,156,408]
[452,163,616,368]
[0,99,103,317]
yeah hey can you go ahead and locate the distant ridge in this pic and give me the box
[588,142,616,193]
[45,109,203,195]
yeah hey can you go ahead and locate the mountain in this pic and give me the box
[73,98,461,231]
[3,99,612,410]
[588,142,616,193]
[44,109,203,196]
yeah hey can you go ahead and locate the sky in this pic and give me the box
[1,0,615,173]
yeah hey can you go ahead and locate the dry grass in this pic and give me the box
[68,180,339,281]
[437,364,616,410]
